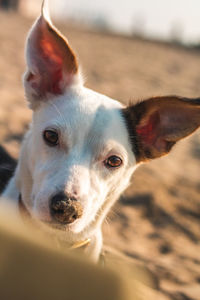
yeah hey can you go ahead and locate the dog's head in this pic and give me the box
[19,2,200,235]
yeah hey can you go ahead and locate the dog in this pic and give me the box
[2,1,200,261]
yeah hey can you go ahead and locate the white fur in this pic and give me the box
[3,84,138,261]
[2,3,138,262]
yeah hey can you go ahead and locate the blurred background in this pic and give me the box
[4,0,200,44]
[0,1,200,299]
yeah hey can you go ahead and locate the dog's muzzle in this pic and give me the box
[50,192,83,224]
[18,194,91,250]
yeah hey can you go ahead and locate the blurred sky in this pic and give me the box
[49,0,200,43]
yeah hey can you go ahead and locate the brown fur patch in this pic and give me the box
[122,96,200,162]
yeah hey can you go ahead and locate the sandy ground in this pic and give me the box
[0,12,200,300]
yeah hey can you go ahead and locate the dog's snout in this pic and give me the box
[50,192,83,224]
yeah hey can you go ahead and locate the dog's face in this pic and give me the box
[26,87,136,233]
[19,4,200,235]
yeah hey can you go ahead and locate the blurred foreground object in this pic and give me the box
[0,203,165,300]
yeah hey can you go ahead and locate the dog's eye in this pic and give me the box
[104,155,122,169]
[43,130,59,146]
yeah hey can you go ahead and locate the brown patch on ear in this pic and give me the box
[122,96,200,162]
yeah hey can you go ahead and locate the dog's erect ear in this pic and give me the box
[24,0,80,108]
[122,96,200,162]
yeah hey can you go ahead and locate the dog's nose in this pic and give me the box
[50,192,83,224]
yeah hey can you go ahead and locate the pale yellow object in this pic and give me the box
[0,202,165,300]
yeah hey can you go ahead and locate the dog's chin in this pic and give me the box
[45,221,69,231]
[30,209,87,235]
[30,209,83,233]
[40,219,85,234]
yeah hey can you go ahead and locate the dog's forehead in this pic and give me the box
[34,86,131,151]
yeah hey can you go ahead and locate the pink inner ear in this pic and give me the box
[136,111,160,145]
[27,33,64,97]
[26,16,79,99]
[41,39,62,65]
[37,34,64,96]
